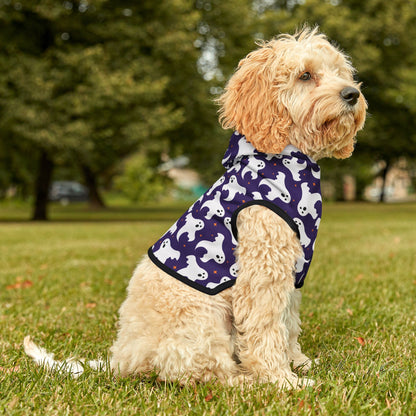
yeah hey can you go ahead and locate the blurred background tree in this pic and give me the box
[0,0,197,219]
[0,0,415,219]
[114,153,172,203]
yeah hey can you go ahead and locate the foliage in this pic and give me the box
[114,153,172,203]
[169,0,256,183]
[0,0,197,216]
[1,0,416,208]
[0,0,192,158]
[0,203,416,414]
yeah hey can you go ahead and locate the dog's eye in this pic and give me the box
[299,72,312,81]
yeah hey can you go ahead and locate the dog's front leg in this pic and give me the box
[286,289,316,373]
[232,205,313,388]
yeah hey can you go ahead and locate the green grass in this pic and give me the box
[0,202,415,415]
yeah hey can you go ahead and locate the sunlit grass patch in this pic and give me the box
[0,202,415,415]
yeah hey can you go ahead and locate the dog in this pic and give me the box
[24,27,366,388]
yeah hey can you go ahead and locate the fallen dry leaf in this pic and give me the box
[354,274,364,282]
[85,303,97,309]
[355,337,366,346]
[6,283,18,290]
[6,280,33,290]
[346,308,353,316]
[204,390,213,402]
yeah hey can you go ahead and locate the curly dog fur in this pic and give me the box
[109,27,366,388]
[25,27,366,388]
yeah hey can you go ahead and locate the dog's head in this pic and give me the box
[218,27,367,160]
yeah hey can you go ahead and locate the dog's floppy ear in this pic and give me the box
[218,45,292,154]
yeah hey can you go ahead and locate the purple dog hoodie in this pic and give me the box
[149,132,322,295]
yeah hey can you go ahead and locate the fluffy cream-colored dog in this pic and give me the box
[25,27,366,388]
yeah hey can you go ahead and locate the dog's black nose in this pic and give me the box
[340,87,360,106]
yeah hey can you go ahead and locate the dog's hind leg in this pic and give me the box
[148,281,243,385]
[110,258,241,384]
[110,259,172,377]
[151,295,241,385]
[232,205,314,388]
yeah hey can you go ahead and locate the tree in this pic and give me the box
[0,0,260,216]
[0,1,194,218]
[114,153,171,203]
[188,0,255,183]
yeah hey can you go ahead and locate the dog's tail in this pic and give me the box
[23,336,106,378]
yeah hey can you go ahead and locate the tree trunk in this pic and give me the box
[32,150,54,221]
[81,164,106,209]
[379,160,390,203]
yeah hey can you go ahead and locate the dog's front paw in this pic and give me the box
[299,377,315,388]
[293,355,319,373]
[280,374,315,390]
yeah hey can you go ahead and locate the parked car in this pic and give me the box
[49,181,89,205]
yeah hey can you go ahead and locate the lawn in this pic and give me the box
[0,202,415,415]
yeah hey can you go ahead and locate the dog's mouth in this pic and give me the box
[321,107,362,135]
[321,117,349,137]
[318,113,359,159]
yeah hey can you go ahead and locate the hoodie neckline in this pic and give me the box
[222,132,318,169]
